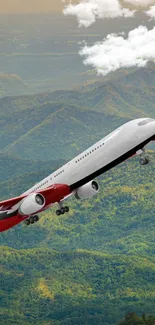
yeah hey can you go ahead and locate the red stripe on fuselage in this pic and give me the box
[0,184,71,232]
[39,184,71,207]
[0,215,27,232]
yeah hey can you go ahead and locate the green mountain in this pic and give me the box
[1,66,155,324]
[1,66,155,161]
[0,73,36,98]
[1,101,124,161]
[1,159,155,323]
[0,153,155,324]
[0,153,65,182]
[118,312,155,325]
[1,247,155,325]
[0,153,65,200]
[1,151,155,257]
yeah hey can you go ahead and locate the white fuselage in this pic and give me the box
[24,118,155,195]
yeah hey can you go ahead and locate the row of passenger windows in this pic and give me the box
[33,169,65,191]
[33,143,104,190]
[54,169,64,178]
[34,180,49,191]
[75,142,104,163]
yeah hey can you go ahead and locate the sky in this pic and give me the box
[2,0,155,78]
[63,0,155,76]
[1,0,154,14]
[0,0,74,14]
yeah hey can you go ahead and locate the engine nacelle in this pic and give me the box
[19,193,45,216]
[75,181,99,200]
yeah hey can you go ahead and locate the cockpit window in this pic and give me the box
[138,118,154,126]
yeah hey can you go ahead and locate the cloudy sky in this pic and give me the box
[2,0,155,78]
[63,0,155,76]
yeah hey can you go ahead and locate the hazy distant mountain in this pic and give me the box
[0,73,36,97]
[0,65,155,161]
[0,13,154,93]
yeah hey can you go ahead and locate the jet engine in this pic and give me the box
[75,181,99,200]
[19,193,45,216]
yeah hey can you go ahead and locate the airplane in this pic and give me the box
[0,117,155,232]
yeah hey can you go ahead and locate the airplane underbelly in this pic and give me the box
[0,215,26,232]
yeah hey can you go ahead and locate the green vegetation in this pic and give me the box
[1,65,155,324]
[1,247,155,325]
[1,65,155,160]
[118,313,155,325]
[1,151,155,324]
[1,151,155,256]
[0,73,36,98]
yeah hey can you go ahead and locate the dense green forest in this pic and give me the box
[0,150,155,256]
[118,313,155,325]
[0,151,155,324]
[1,247,155,325]
[1,66,155,324]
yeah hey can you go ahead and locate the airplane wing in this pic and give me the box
[0,195,26,211]
[0,184,70,212]
[0,184,71,232]
[37,184,70,207]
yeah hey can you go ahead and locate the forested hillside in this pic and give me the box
[118,313,155,325]
[1,151,155,324]
[1,66,155,324]
[1,247,155,325]
[1,151,155,256]
[0,66,155,160]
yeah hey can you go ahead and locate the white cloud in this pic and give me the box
[145,4,155,18]
[63,0,135,28]
[123,0,155,7]
[79,26,155,76]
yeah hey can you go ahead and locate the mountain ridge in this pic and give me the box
[1,65,155,324]
[1,66,155,161]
